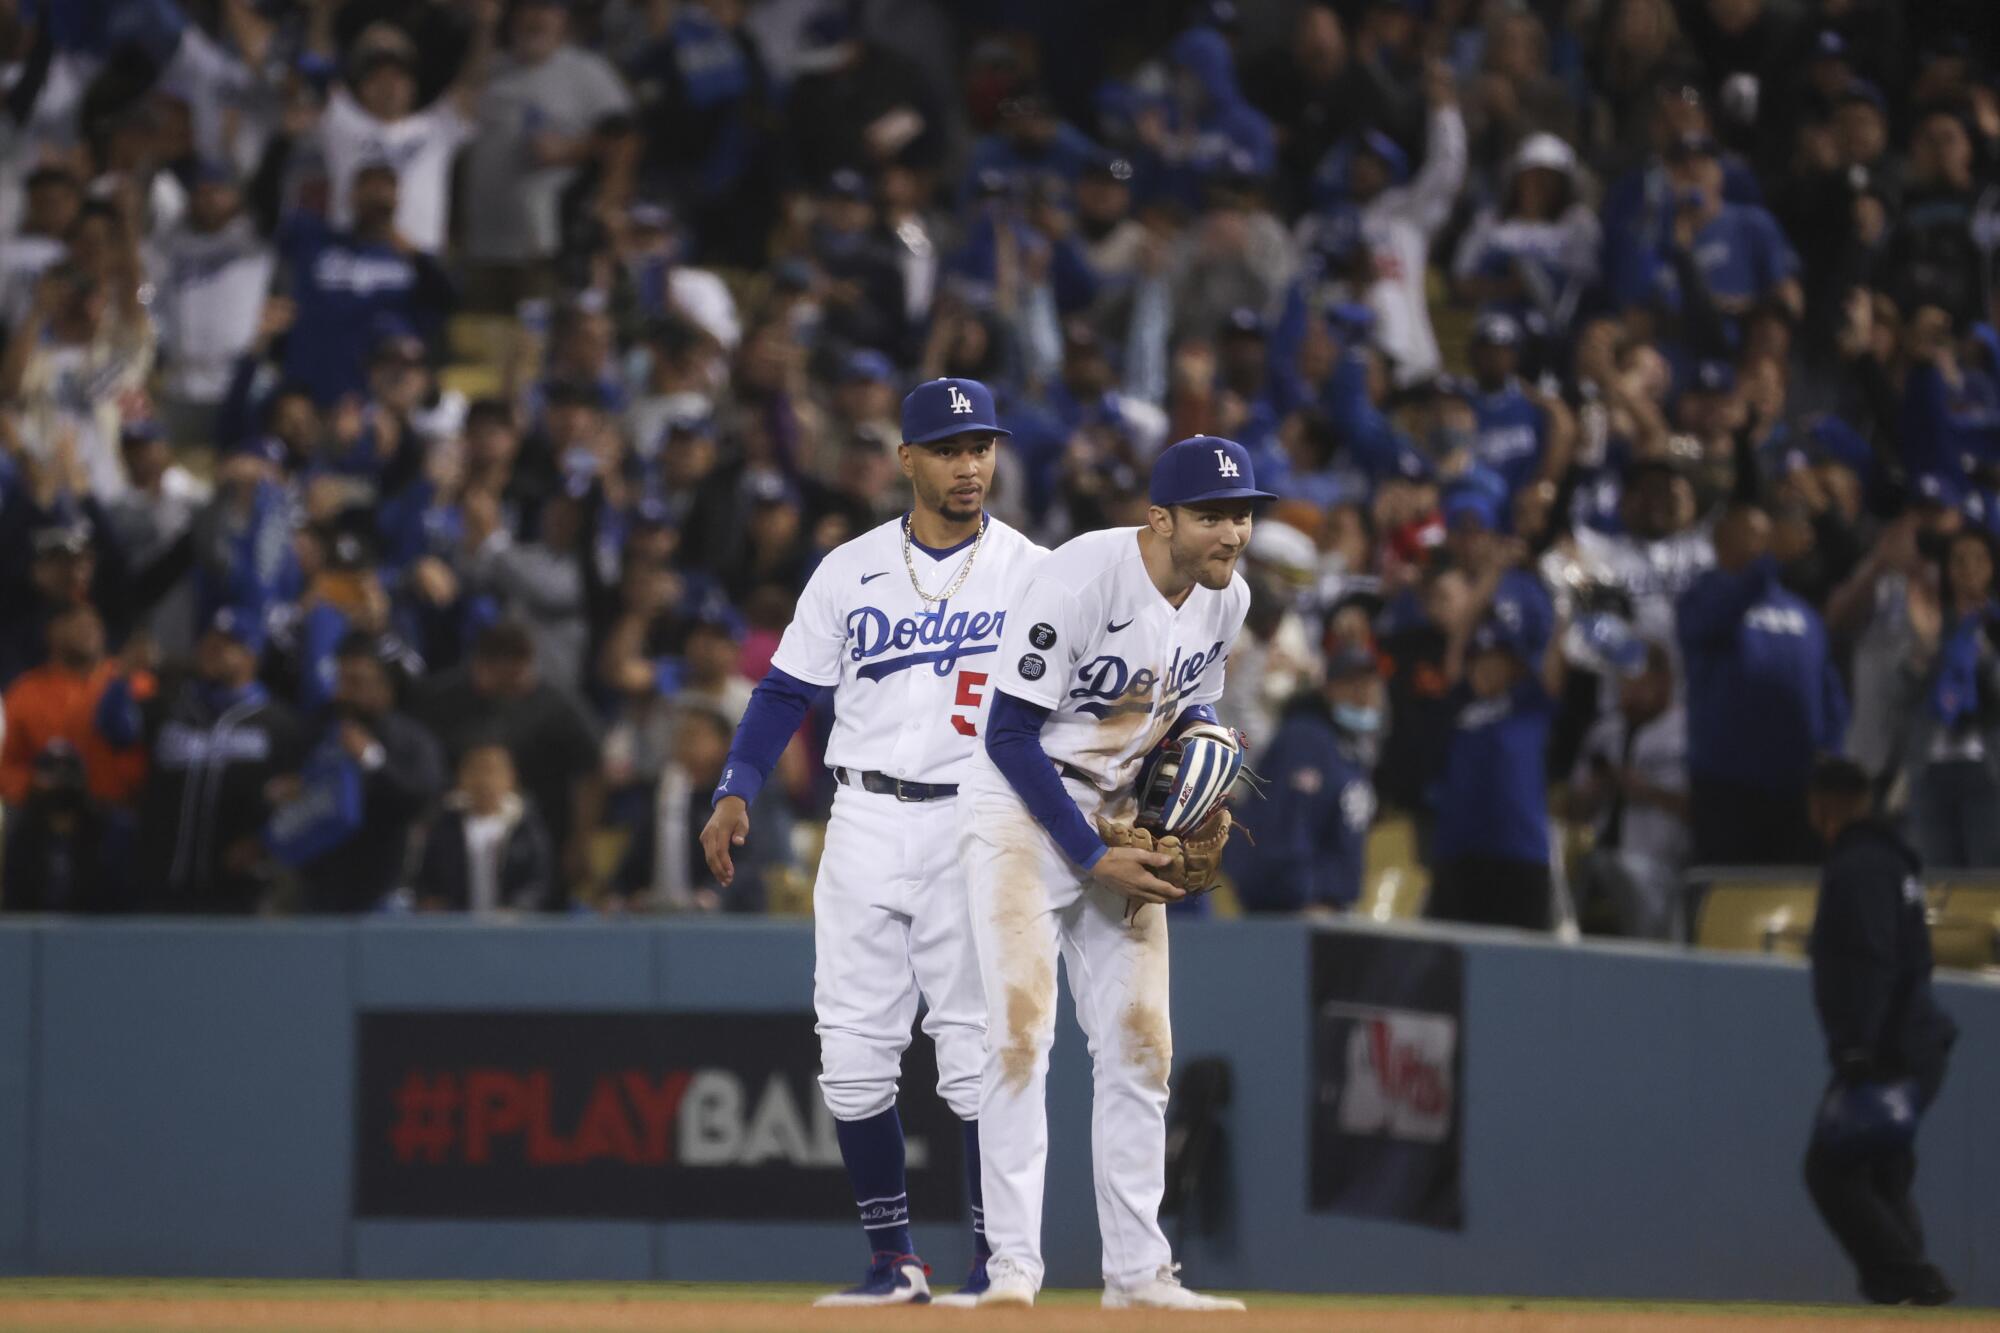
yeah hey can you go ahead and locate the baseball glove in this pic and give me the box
[1096,818,1186,888]
[1176,804,1233,893]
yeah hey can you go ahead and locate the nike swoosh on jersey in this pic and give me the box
[860,571,891,584]
[1107,618,1134,632]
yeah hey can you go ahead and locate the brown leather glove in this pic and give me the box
[1096,818,1186,888]
[1177,806,1233,894]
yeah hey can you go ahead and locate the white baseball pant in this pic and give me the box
[812,782,986,1123]
[960,777,1174,1289]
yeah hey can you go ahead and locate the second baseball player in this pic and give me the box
[958,434,1271,1310]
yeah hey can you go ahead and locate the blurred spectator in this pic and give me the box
[1677,502,1847,865]
[464,485,591,691]
[409,620,601,903]
[1612,131,1800,368]
[0,164,83,328]
[0,604,149,809]
[1227,642,1382,915]
[626,0,775,269]
[1875,106,1993,332]
[1458,314,1576,503]
[1565,641,1690,938]
[1222,518,1324,757]
[147,160,274,449]
[104,419,211,663]
[1425,605,1564,931]
[100,608,305,913]
[1,249,156,499]
[284,632,445,912]
[782,10,945,184]
[310,8,491,256]
[617,701,781,911]
[1299,58,1465,387]
[0,521,103,689]
[0,740,124,912]
[1244,4,1365,215]
[275,163,454,406]
[461,0,633,292]
[1451,135,1600,347]
[413,740,554,912]
[1897,530,2000,869]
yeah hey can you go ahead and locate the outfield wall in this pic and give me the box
[0,917,1993,1305]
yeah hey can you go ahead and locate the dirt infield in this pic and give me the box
[0,1283,1994,1333]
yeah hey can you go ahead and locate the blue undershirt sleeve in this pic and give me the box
[713,667,827,808]
[1173,703,1219,732]
[985,690,1107,870]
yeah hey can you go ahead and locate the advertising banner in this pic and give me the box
[354,1011,964,1221]
[1308,933,1465,1229]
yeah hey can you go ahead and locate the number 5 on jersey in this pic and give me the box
[951,671,989,736]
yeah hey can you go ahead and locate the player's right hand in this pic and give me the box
[1091,847,1183,905]
[700,796,750,888]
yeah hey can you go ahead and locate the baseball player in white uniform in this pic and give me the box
[958,435,1272,1311]
[701,378,1042,1307]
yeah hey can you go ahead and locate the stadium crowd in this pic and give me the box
[1,0,1998,934]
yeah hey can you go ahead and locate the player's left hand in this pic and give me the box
[701,796,750,888]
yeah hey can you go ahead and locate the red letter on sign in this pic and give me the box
[952,671,988,736]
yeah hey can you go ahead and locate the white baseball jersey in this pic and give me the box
[970,525,1250,799]
[320,89,472,255]
[769,514,1044,785]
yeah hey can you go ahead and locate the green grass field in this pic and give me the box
[0,1279,1992,1333]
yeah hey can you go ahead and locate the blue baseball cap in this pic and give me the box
[1149,435,1276,507]
[1356,130,1410,183]
[900,378,1011,446]
[1442,484,1502,531]
[206,605,267,653]
[842,348,896,385]
[1472,311,1522,347]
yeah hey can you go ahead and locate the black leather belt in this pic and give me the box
[837,768,958,802]
[1055,760,1116,793]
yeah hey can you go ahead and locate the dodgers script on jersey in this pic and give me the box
[970,526,1250,798]
[768,515,1044,785]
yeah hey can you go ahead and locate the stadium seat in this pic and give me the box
[1358,815,1429,921]
[1927,881,2000,971]
[447,314,518,367]
[1690,874,1819,956]
[1692,874,2000,971]
[440,363,503,401]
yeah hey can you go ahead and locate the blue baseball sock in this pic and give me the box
[962,1119,990,1262]
[834,1108,913,1259]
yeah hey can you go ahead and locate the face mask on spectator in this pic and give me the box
[1334,703,1383,735]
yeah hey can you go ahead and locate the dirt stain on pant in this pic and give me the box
[1119,902,1173,1089]
[991,839,1057,1092]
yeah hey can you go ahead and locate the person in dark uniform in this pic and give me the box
[1802,758,1958,1307]
[1226,643,1384,913]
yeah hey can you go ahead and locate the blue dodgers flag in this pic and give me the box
[266,741,364,869]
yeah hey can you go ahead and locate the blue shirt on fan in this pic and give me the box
[1466,379,1550,499]
[1677,557,1848,794]
[1431,677,1553,866]
[277,215,451,405]
[1614,202,1797,352]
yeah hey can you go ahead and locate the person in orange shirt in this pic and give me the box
[0,605,152,809]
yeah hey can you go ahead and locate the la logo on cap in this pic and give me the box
[1214,448,1241,479]
[948,385,973,414]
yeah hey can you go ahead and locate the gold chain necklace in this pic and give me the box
[902,513,986,604]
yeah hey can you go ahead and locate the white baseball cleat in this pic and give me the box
[976,1256,1038,1308]
[1103,1264,1247,1311]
